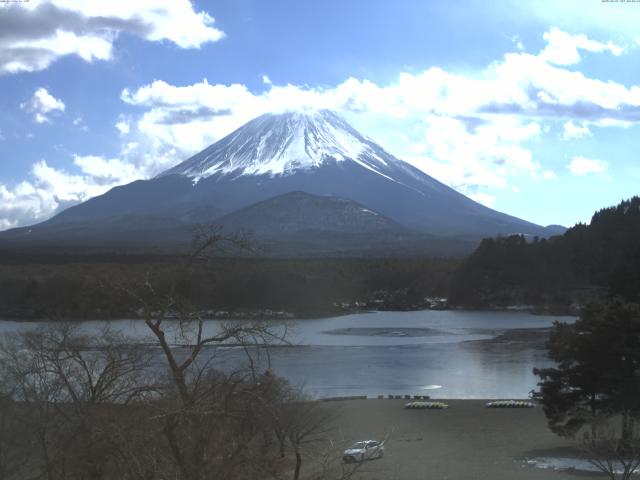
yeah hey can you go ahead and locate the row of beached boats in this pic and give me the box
[404,400,535,410]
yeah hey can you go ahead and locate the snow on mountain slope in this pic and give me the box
[160,110,399,181]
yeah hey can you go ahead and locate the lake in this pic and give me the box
[0,310,570,399]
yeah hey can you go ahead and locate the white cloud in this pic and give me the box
[51,0,225,48]
[72,116,88,131]
[539,27,624,66]
[562,120,591,140]
[542,170,557,180]
[72,155,141,182]
[468,192,497,208]
[0,0,224,75]
[115,118,130,135]
[20,87,65,123]
[566,156,609,176]
[262,75,272,85]
[0,155,145,230]
[511,35,525,51]
[120,28,640,139]
[397,115,542,194]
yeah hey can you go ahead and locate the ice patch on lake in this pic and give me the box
[322,327,445,338]
[526,456,640,474]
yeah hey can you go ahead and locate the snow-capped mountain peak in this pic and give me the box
[22,109,553,245]
[160,110,397,181]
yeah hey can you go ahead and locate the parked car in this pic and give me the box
[342,440,385,463]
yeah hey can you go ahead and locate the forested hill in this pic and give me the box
[449,196,640,310]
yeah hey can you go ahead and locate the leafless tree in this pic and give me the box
[116,227,292,480]
[286,396,338,480]
[254,378,383,480]
[0,323,157,480]
[581,417,640,480]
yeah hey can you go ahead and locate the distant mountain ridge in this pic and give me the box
[0,110,562,255]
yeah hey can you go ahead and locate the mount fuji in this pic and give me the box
[0,110,562,255]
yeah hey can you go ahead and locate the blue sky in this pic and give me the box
[1,0,639,230]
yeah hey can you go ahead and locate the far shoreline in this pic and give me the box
[0,305,577,323]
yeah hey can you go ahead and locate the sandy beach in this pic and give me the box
[319,399,597,480]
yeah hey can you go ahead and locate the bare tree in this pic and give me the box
[127,295,287,479]
[116,227,291,480]
[287,397,337,480]
[0,323,157,480]
[254,377,384,480]
[581,418,640,480]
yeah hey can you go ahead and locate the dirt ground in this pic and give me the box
[315,399,602,480]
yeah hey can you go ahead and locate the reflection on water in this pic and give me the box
[0,310,572,399]
[241,342,551,399]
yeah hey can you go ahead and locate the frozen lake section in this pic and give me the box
[0,310,571,399]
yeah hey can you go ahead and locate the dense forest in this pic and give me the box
[0,253,457,320]
[450,196,640,311]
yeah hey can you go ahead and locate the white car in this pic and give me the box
[342,440,385,463]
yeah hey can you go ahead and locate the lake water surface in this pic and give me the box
[0,310,571,399]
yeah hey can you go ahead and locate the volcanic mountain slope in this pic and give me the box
[217,191,406,235]
[0,191,475,256]
[0,214,193,251]
[213,191,474,257]
[0,110,561,254]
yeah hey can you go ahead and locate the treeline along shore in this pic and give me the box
[450,196,640,311]
[0,254,457,320]
[2,196,639,321]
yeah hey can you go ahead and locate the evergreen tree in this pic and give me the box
[534,300,640,444]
